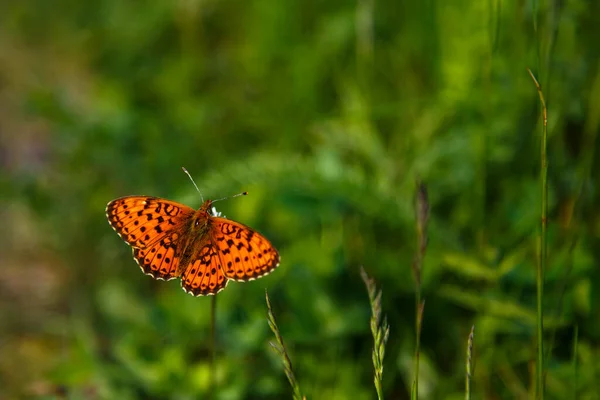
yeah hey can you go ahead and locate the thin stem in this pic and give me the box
[572,325,578,399]
[412,181,429,400]
[413,300,425,400]
[527,68,547,400]
[355,0,374,89]
[209,294,217,399]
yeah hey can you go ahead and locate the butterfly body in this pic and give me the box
[106,196,280,296]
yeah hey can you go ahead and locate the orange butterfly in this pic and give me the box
[106,195,280,296]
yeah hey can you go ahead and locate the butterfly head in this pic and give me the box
[190,199,214,231]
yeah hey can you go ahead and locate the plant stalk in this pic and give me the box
[528,68,547,400]
[209,294,217,399]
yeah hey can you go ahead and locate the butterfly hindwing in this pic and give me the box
[132,233,182,280]
[180,243,229,295]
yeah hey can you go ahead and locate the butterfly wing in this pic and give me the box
[211,217,280,281]
[180,243,229,295]
[132,237,181,280]
[106,196,194,279]
[106,196,194,248]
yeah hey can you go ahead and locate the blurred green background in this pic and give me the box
[1,0,599,398]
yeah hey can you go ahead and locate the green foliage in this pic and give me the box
[1,0,599,398]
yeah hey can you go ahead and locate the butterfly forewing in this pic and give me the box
[106,196,195,249]
[211,217,280,281]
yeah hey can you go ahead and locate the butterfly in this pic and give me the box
[106,195,280,296]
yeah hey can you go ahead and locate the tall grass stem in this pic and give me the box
[528,68,547,400]
[412,181,429,399]
[209,295,217,400]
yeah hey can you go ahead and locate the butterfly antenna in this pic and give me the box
[212,191,248,203]
[182,167,204,203]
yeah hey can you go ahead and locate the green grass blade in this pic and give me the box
[528,68,547,400]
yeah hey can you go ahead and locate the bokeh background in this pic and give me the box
[2,0,599,399]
